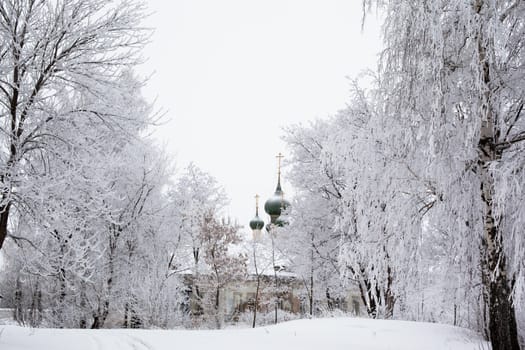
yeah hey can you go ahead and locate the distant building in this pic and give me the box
[181,153,361,323]
[240,153,361,318]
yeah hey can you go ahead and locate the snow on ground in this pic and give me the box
[0,317,489,350]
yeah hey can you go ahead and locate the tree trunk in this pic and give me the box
[309,235,314,316]
[0,203,11,250]
[14,276,23,324]
[326,288,334,311]
[382,239,394,318]
[79,283,87,329]
[384,264,395,318]
[252,276,260,328]
[479,173,519,349]
[191,247,202,322]
[475,1,520,348]
[57,236,67,327]
[124,302,130,328]
[479,178,519,350]
[30,279,42,327]
[309,272,314,316]
[91,300,110,329]
[130,307,142,328]
[91,235,116,329]
[215,287,221,329]
[252,242,260,328]
[356,275,379,318]
[270,232,278,324]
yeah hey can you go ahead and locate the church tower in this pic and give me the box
[249,194,264,240]
[264,153,290,227]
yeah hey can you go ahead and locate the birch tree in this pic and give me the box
[362,1,525,348]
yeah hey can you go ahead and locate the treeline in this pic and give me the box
[0,0,246,329]
[282,2,524,349]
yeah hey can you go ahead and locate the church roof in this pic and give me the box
[263,153,290,222]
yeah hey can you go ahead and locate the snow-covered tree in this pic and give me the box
[283,75,487,327]
[201,216,246,328]
[168,164,229,325]
[247,236,274,327]
[282,121,350,316]
[0,0,148,252]
[0,67,177,328]
[360,1,524,348]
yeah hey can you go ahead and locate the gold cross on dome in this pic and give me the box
[276,152,284,175]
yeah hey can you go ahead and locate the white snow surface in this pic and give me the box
[0,317,488,350]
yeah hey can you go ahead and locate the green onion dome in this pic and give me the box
[264,182,290,218]
[249,214,265,230]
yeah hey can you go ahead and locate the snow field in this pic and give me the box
[0,317,489,350]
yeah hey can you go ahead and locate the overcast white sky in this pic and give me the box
[138,0,382,234]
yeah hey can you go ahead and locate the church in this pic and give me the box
[216,153,362,322]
